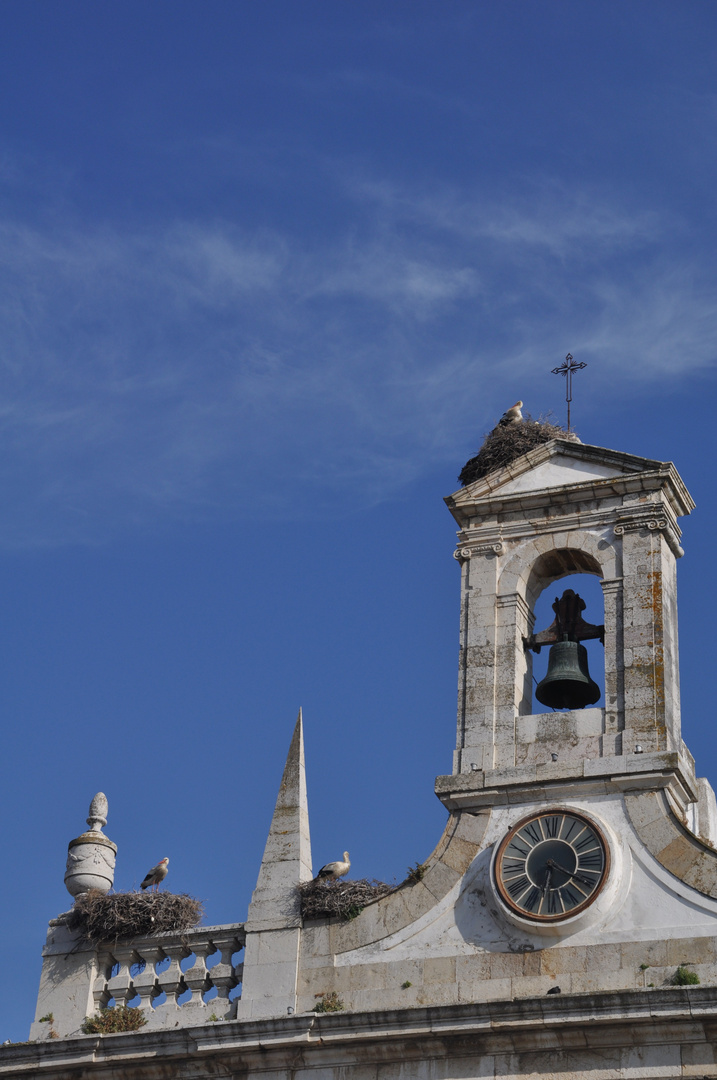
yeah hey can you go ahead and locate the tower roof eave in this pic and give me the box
[445,439,695,529]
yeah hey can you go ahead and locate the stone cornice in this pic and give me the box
[449,472,692,529]
[452,496,687,559]
[435,750,698,811]
[446,441,695,531]
[3,988,717,1077]
[41,920,246,958]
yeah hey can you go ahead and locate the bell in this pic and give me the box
[535,637,601,710]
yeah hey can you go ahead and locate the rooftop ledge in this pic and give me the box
[2,987,716,1077]
[41,919,245,958]
[435,750,698,811]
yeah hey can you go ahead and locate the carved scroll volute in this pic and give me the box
[64,792,118,898]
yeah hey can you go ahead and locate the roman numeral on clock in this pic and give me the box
[506,875,530,899]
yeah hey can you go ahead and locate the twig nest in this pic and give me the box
[299,878,393,921]
[65,890,203,943]
[459,415,571,487]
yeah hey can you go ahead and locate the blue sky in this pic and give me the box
[1,1,716,1040]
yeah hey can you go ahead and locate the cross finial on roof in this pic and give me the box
[551,353,586,433]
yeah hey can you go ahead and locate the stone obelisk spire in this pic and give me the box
[236,710,312,1019]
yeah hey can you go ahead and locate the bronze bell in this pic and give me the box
[535,635,601,710]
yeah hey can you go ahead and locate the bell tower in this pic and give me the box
[444,438,694,777]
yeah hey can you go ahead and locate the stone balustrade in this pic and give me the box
[93,924,245,1028]
[31,918,246,1039]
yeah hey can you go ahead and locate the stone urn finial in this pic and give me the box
[86,792,108,832]
[64,792,117,898]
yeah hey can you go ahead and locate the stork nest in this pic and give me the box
[459,414,571,486]
[299,878,394,921]
[65,890,204,944]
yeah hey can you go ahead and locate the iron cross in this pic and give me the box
[551,353,586,433]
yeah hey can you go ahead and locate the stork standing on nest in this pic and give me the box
[140,857,169,892]
[314,851,350,882]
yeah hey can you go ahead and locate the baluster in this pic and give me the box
[156,943,190,1008]
[183,942,213,1008]
[106,948,137,1007]
[132,946,164,1013]
[208,934,242,1017]
[92,950,113,1012]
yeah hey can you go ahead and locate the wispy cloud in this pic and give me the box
[0,173,714,546]
[345,176,663,257]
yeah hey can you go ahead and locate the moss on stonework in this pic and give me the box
[672,965,700,986]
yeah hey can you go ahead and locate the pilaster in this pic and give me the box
[619,525,681,755]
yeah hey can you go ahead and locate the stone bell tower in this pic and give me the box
[444,439,693,776]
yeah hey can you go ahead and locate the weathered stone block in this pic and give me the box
[347,962,391,992]
[423,956,456,985]
[680,1039,717,1076]
[539,946,587,976]
[453,810,491,845]
[422,859,461,902]
[570,968,637,994]
[441,835,480,875]
[619,940,668,970]
[666,937,717,965]
[658,836,702,878]
[513,974,572,998]
[394,881,438,924]
[455,952,492,982]
[458,975,512,1003]
[682,851,717,897]
[489,952,524,979]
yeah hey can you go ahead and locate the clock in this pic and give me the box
[494,809,609,921]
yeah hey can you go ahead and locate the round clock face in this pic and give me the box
[494,810,609,921]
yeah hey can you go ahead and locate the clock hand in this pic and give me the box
[541,865,553,898]
[546,858,597,888]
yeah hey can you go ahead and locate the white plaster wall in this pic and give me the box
[498,455,625,495]
[332,793,717,974]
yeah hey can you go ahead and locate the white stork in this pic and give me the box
[314,851,350,881]
[141,857,169,892]
[499,400,523,425]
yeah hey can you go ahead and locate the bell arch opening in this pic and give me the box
[524,550,606,716]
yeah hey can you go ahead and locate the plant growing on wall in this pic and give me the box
[313,992,344,1013]
[671,965,700,986]
[81,1006,148,1034]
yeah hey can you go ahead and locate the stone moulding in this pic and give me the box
[614,518,668,532]
[453,542,503,561]
[4,987,717,1078]
[446,440,695,521]
[435,751,699,812]
[614,514,685,559]
[624,788,717,897]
